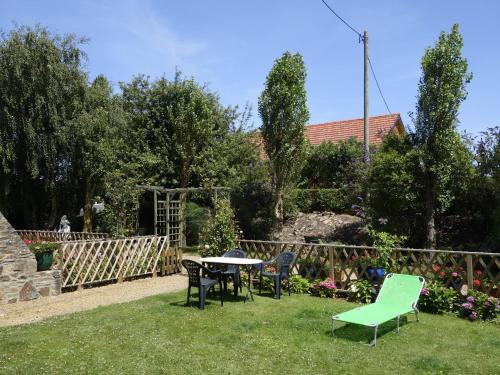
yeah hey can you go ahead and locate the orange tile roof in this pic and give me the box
[253,113,403,159]
[305,113,402,145]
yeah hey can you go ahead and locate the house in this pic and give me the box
[253,113,404,159]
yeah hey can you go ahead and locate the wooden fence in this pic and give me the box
[238,240,500,296]
[16,230,109,242]
[56,236,182,289]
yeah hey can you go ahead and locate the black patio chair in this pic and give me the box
[182,259,223,309]
[258,251,297,299]
[221,248,246,296]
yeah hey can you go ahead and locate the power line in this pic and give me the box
[368,57,391,113]
[319,0,392,114]
[319,0,361,38]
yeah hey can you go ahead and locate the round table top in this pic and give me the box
[199,257,262,265]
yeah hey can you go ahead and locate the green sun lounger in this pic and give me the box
[332,273,425,346]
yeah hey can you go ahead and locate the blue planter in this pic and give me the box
[367,266,385,281]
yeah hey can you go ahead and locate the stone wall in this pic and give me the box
[0,212,61,304]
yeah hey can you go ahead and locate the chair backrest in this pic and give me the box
[277,251,297,276]
[223,248,247,272]
[223,248,246,258]
[182,259,202,287]
[375,273,425,309]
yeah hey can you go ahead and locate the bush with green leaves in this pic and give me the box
[368,229,407,271]
[310,278,337,298]
[457,290,499,321]
[199,199,238,257]
[290,188,354,213]
[418,281,458,314]
[347,280,376,304]
[288,275,311,294]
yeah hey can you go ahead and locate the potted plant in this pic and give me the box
[27,241,60,271]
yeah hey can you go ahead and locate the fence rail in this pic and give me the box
[238,240,500,296]
[57,236,181,289]
[16,230,109,242]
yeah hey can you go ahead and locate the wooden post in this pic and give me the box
[153,190,158,236]
[466,254,473,290]
[363,30,370,164]
[329,247,335,279]
[166,192,170,246]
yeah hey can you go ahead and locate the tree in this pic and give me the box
[72,75,129,231]
[121,72,236,188]
[0,25,87,228]
[258,52,309,226]
[412,24,472,248]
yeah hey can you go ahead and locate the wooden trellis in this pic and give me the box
[238,239,500,296]
[136,185,230,248]
[57,235,182,289]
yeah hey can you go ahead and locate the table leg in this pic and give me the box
[244,266,254,303]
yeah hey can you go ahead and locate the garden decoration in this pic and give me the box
[332,273,425,346]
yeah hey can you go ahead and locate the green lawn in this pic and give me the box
[1,290,499,375]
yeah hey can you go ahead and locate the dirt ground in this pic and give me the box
[0,255,199,327]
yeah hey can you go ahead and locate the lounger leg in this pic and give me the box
[370,325,378,346]
[397,316,400,333]
[331,318,336,337]
[414,307,420,322]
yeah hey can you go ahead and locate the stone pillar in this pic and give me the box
[0,212,61,304]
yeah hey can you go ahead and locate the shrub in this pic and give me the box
[458,290,499,321]
[419,281,458,314]
[310,278,336,298]
[347,279,376,304]
[368,229,406,270]
[291,188,354,213]
[199,199,238,257]
[288,275,311,294]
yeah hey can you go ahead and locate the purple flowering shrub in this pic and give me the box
[418,281,458,314]
[458,290,499,321]
[310,278,337,298]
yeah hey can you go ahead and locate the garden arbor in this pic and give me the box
[135,185,230,247]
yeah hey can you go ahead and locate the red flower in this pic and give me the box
[474,270,482,276]
[439,271,445,277]
[432,264,440,272]
[23,239,32,245]
[473,279,481,287]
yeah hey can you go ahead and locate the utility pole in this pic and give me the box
[363,30,369,164]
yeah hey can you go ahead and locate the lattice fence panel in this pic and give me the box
[16,230,109,242]
[58,236,181,288]
[238,240,499,296]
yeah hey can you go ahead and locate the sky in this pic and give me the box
[1,0,499,135]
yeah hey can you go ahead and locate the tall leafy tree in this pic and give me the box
[258,52,309,225]
[412,24,472,248]
[0,25,86,227]
[121,72,236,188]
[72,75,129,231]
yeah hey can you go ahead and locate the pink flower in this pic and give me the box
[421,288,429,296]
[451,272,458,277]
[468,311,478,321]
[462,302,473,310]
[466,296,475,303]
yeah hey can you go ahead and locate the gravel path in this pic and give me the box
[0,255,199,327]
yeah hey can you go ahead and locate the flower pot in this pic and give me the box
[35,251,53,271]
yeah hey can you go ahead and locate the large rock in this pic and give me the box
[280,212,366,244]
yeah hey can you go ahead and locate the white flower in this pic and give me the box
[204,244,210,249]
[349,285,357,292]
